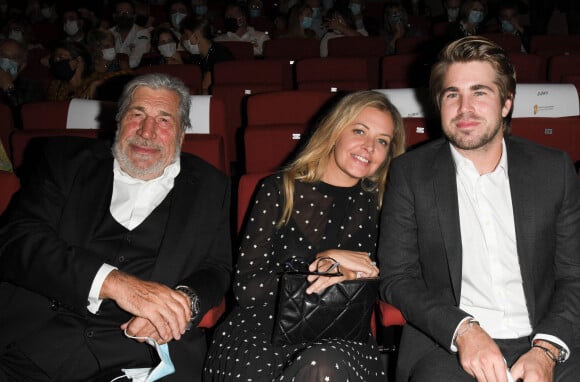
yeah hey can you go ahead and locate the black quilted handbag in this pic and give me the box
[271,257,378,346]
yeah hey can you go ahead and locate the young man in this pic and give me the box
[0,73,232,381]
[379,36,580,381]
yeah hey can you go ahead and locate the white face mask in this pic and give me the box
[182,39,200,55]
[8,30,23,42]
[171,12,187,29]
[119,331,175,382]
[63,20,79,36]
[102,47,117,61]
[158,42,177,58]
[0,57,19,78]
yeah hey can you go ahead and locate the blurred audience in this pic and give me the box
[383,1,411,54]
[281,3,317,39]
[147,26,184,65]
[214,2,269,56]
[1,18,41,49]
[496,0,531,52]
[446,0,488,39]
[166,0,191,38]
[305,0,326,37]
[432,0,463,23]
[45,40,92,100]
[180,16,233,94]
[62,8,87,43]
[83,28,135,101]
[320,5,365,57]
[0,38,44,108]
[25,0,58,25]
[109,0,151,68]
[86,28,130,73]
[248,0,274,34]
[134,1,155,30]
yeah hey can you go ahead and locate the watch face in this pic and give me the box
[558,348,568,363]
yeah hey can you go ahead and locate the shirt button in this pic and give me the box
[118,256,125,263]
[86,330,94,338]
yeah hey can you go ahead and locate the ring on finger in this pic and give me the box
[355,271,363,279]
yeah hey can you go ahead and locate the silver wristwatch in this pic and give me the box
[175,285,200,330]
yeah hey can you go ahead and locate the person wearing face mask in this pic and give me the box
[0,38,44,109]
[81,28,135,101]
[383,1,411,54]
[445,0,488,40]
[247,0,275,34]
[134,0,155,30]
[109,0,151,68]
[1,18,39,49]
[61,9,86,43]
[146,26,184,65]
[192,0,208,18]
[432,0,463,25]
[45,40,94,101]
[165,0,191,39]
[304,0,326,38]
[0,73,232,382]
[280,3,318,39]
[349,0,369,34]
[180,17,233,94]
[496,0,530,53]
[214,2,269,56]
[320,5,365,57]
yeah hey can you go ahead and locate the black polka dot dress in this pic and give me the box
[204,174,386,382]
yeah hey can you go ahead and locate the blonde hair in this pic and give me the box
[278,90,406,226]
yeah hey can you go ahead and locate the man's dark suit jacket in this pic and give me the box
[378,136,580,380]
[0,137,232,381]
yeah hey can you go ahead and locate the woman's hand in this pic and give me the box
[305,250,379,294]
[69,57,84,89]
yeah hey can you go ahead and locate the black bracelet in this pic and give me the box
[532,344,558,364]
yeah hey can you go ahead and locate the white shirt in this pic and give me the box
[86,159,180,313]
[214,26,269,56]
[109,24,151,68]
[450,140,569,357]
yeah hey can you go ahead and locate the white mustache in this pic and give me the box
[126,136,162,151]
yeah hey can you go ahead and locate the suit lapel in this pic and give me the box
[74,153,114,247]
[150,163,203,285]
[432,143,464,303]
[505,138,537,317]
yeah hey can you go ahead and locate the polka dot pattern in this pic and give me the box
[204,175,384,381]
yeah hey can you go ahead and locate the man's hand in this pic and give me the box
[456,322,509,382]
[100,270,191,342]
[121,316,168,344]
[510,343,556,382]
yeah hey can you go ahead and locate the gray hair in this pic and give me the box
[116,73,191,134]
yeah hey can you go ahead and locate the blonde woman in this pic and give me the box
[204,90,406,381]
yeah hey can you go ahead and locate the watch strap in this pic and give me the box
[175,285,200,330]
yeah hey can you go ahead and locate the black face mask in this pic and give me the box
[115,15,135,30]
[50,58,75,81]
[224,17,239,33]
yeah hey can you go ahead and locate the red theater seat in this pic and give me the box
[243,90,333,173]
